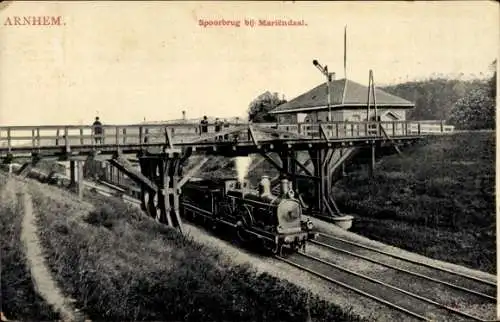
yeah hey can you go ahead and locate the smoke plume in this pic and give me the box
[235,156,252,183]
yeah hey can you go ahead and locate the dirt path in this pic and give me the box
[18,181,85,322]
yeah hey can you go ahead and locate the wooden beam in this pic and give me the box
[261,152,319,181]
[247,125,259,146]
[177,157,209,188]
[370,143,376,177]
[248,156,265,173]
[77,161,84,199]
[379,125,402,155]
[164,127,174,149]
[16,153,40,177]
[328,195,341,215]
[322,196,335,217]
[261,152,284,172]
[171,159,184,234]
[160,159,173,226]
[188,125,247,144]
[319,124,330,142]
[291,156,314,177]
[258,126,309,140]
[69,160,76,185]
[109,156,157,192]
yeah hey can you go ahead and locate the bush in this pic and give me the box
[449,88,495,130]
[84,204,120,228]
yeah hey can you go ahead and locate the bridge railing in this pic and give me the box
[0,123,237,150]
[275,120,453,139]
[0,120,453,151]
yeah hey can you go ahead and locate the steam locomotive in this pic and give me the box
[181,176,317,254]
[86,158,317,254]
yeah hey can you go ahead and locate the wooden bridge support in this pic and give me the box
[370,142,376,177]
[69,160,84,199]
[307,148,344,217]
[126,148,206,234]
[138,152,184,231]
[260,148,342,217]
[278,150,297,193]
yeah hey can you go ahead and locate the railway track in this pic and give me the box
[84,179,497,321]
[311,233,497,301]
[277,252,494,322]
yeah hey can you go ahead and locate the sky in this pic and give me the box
[0,1,498,125]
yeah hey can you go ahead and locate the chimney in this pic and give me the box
[280,178,289,197]
[329,72,336,81]
[259,176,272,197]
[288,181,295,198]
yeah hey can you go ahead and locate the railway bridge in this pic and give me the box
[0,120,454,232]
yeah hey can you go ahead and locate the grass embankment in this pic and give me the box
[29,179,365,321]
[333,132,496,273]
[0,174,59,320]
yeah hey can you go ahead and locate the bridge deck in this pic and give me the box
[0,120,453,159]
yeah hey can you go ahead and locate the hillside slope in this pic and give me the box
[333,131,496,273]
[5,173,365,321]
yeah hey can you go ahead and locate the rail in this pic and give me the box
[312,234,496,301]
[279,252,491,321]
[0,120,453,152]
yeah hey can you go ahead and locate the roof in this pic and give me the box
[271,78,414,114]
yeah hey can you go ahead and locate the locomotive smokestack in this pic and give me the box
[280,178,289,197]
[288,181,295,198]
[259,176,271,197]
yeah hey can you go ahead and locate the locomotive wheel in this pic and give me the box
[236,205,254,243]
[236,226,251,243]
[271,240,283,256]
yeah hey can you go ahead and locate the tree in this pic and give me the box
[488,59,497,99]
[449,60,496,130]
[382,79,485,121]
[248,91,286,123]
[448,87,495,130]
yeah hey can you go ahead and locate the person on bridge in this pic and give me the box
[223,119,230,140]
[214,118,223,141]
[214,118,222,133]
[200,116,208,134]
[92,116,103,144]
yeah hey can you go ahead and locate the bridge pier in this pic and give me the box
[101,147,203,234]
[70,160,76,183]
[261,148,343,217]
[370,142,376,177]
[138,151,185,230]
[257,139,362,219]
[306,148,342,217]
[69,160,85,199]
